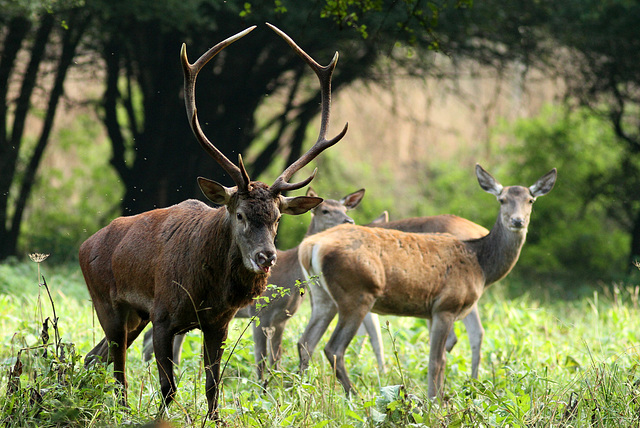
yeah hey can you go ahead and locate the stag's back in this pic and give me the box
[79,200,228,316]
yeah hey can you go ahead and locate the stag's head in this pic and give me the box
[181,25,347,274]
[476,164,557,234]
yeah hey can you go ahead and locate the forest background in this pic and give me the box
[2,0,640,287]
[3,1,640,426]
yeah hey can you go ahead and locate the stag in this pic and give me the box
[80,24,347,420]
[296,165,556,398]
[140,188,387,378]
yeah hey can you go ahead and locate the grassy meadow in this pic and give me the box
[1,258,640,427]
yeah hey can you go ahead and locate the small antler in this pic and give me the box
[181,26,256,190]
[267,23,348,194]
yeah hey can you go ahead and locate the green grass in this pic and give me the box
[1,259,640,426]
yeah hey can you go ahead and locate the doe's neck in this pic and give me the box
[468,216,528,287]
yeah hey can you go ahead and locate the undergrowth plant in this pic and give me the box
[1,258,640,426]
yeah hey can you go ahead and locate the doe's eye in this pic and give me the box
[498,198,506,204]
[236,213,243,221]
[322,209,330,215]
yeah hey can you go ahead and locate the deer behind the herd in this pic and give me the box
[79,24,557,421]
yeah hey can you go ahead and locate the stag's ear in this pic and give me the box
[280,196,323,215]
[476,164,503,197]
[529,168,557,197]
[340,188,365,210]
[198,177,235,205]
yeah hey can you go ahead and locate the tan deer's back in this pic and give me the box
[299,224,485,320]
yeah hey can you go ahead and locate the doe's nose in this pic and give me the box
[510,218,525,229]
[343,217,355,224]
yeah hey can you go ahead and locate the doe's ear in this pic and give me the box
[340,188,365,210]
[198,177,235,205]
[529,168,557,197]
[306,187,319,198]
[368,210,389,225]
[280,196,323,215]
[476,164,503,197]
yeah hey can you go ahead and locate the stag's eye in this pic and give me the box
[529,198,535,204]
[236,213,243,221]
[498,198,506,205]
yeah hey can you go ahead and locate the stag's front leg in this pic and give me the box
[428,311,455,400]
[153,322,178,411]
[202,324,228,421]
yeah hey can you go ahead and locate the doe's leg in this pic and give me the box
[428,311,455,400]
[361,312,386,373]
[461,304,484,379]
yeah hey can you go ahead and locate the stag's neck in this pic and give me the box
[467,217,528,287]
[200,208,268,306]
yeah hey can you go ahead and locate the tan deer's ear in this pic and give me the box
[280,196,323,215]
[198,177,235,205]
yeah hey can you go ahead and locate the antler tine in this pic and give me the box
[181,26,256,189]
[266,23,349,194]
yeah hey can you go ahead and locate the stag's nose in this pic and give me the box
[256,251,277,274]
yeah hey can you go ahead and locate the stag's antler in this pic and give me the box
[181,26,256,190]
[267,23,348,194]
[181,24,347,194]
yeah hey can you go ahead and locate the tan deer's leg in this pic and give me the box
[297,284,337,373]
[428,311,455,400]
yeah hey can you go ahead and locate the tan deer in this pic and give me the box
[373,214,489,378]
[79,24,347,420]
[296,164,556,399]
[140,188,388,378]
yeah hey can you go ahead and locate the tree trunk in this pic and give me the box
[9,10,90,256]
[630,207,640,270]
[0,16,51,260]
